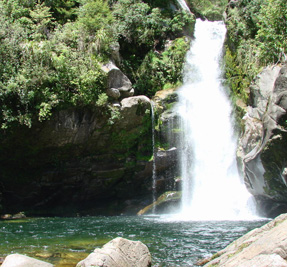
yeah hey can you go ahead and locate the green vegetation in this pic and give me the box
[114,0,194,97]
[0,0,194,129]
[3,0,284,130]
[224,0,287,103]
[135,37,191,96]
[187,0,228,20]
[0,0,110,129]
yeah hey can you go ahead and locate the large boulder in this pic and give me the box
[76,237,151,267]
[202,213,287,267]
[238,64,287,217]
[102,62,134,100]
[1,254,53,267]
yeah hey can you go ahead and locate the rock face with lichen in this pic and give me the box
[237,64,287,217]
[76,237,151,267]
[202,213,287,267]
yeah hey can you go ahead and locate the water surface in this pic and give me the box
[0,215,268,266]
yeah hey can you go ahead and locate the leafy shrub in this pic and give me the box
[0,0,108,128]
[224,0,287,104]
[256,0,287,64]
[135,37,190,96]
[186,0,228,20]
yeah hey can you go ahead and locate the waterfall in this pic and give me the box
[151,101,157,213]
[176,19,257,220]
[176,0,191,13]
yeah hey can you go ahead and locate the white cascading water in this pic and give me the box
[151,101,157,213]
[176,0,191,13]
[176,19,257,220]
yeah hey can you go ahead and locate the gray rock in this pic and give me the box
[203,213,287,267]
[76,237,151,267]
[102,61,134,99]
[1,254,53,267]
[238,64,287,216]
[120,96,151,129]
[106,87,121,99]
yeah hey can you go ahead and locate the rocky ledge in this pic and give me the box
[201,213,287,267]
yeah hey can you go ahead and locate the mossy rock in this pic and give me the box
[137,191,181,215]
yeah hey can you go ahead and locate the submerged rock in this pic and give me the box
[1,254,53,267]
[76,237,151,267]
[238,64,287,217]
[202,213,287,267]
[137,191,181,215]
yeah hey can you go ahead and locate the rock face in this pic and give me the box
[238,64,287,217]
[0,88,180,215]
[203,213,287,267]
[1,254,53,267]
[0,96,154,215]
[76,237,151,267]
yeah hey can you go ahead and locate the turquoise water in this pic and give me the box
[0,216,268,266]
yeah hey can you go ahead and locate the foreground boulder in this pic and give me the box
[203,213,287,267]
[1,254,53,267]
[76,237,151,267]
[238,63,287,217]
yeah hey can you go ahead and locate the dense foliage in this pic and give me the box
[0,0,193,129]
[113,0,194,96]
[224,0,287,103]
[187,0,228,20]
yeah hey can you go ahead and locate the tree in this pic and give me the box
[256,0,287,64]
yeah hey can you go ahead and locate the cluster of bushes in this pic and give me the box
[224,0,287,103]
[0,0,194,129]
[186,0,228,20]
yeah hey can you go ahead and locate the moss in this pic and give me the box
[138,191,181,215]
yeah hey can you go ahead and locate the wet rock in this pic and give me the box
[1,212,26,220]
[137,191,181,215]
[203,213,287,267]
[1,254,53,267]
[76,237,151,267]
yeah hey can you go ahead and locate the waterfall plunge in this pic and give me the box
[175,19,257,220]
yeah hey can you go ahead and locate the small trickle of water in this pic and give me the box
[175,19,257,221]
[176,0,191,13]
[151,101,157,213]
